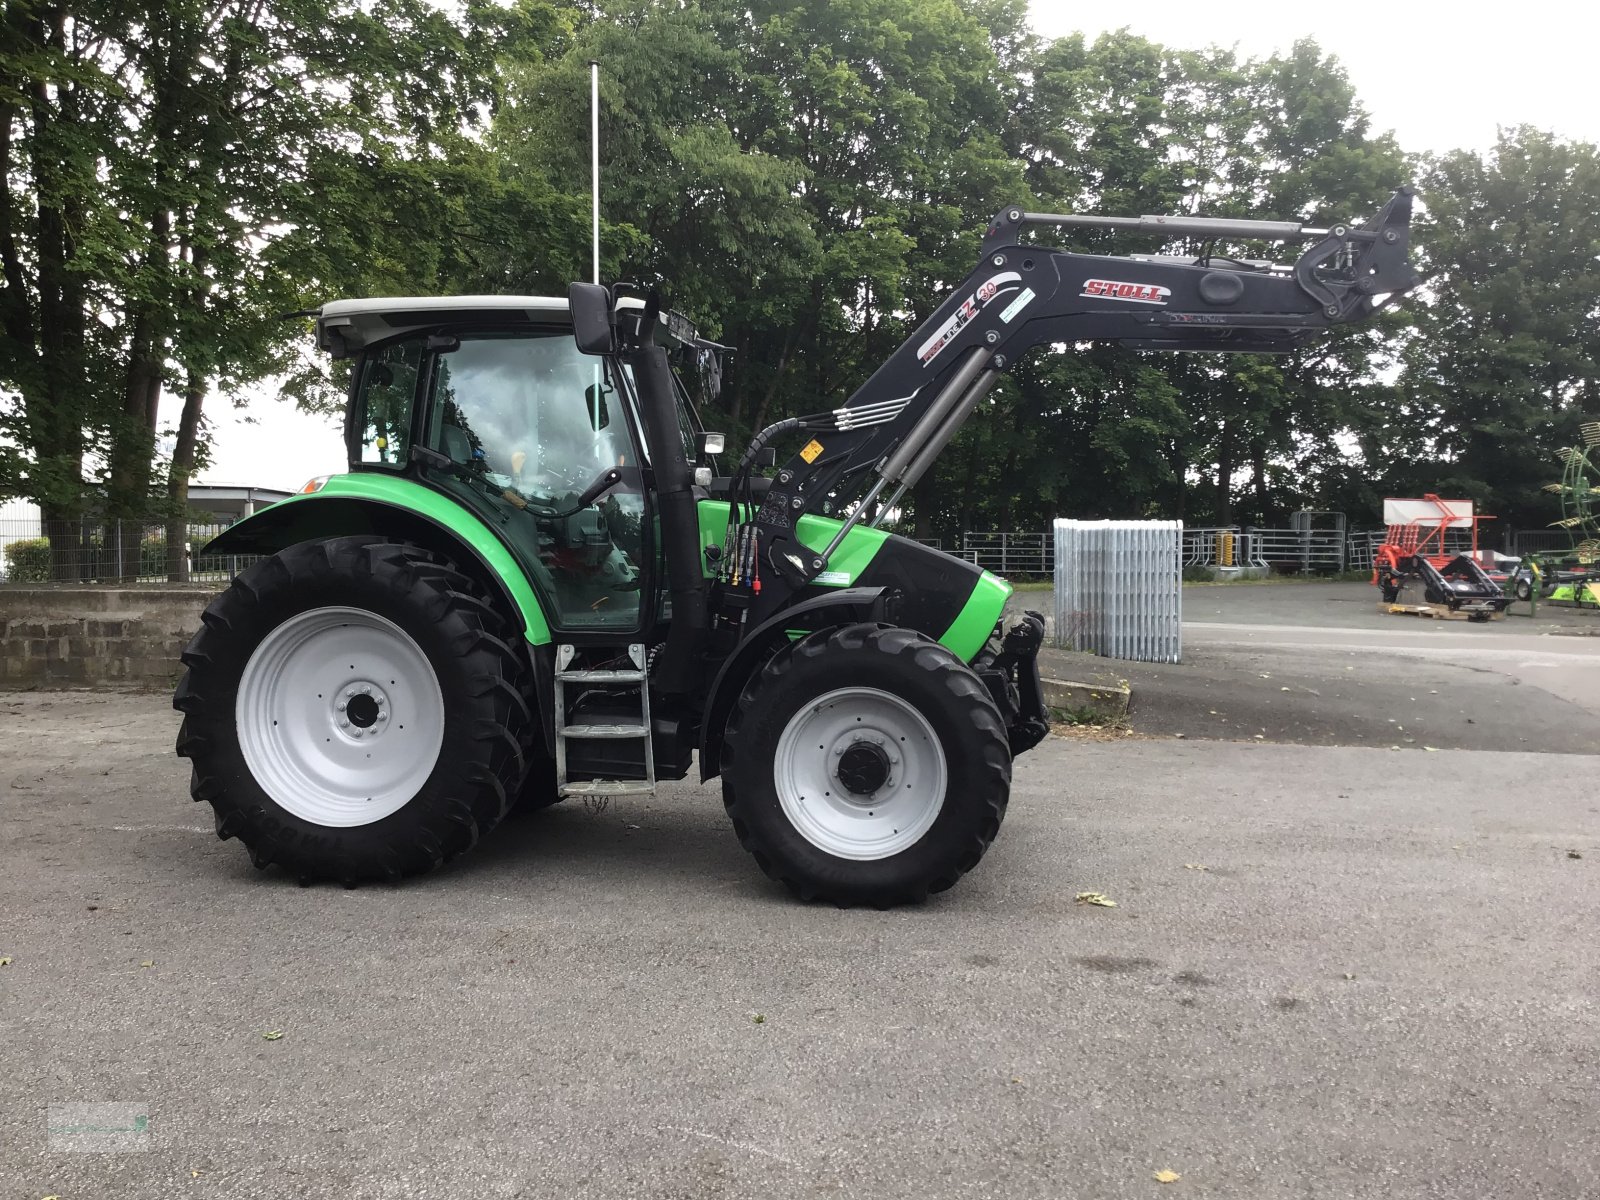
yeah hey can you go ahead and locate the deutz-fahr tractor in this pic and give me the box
[175,191,1419,905]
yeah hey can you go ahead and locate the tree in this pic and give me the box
[1,0,536,578]
[1388,128,1600,527]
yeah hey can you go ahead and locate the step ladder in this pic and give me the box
[554,643,656,798]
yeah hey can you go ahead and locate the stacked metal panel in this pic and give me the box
[1052,519,1183,664]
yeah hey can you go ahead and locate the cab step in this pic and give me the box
[554,644,657,798]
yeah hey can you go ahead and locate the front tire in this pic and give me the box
[722,624,1012,906]
[174,537,532,884]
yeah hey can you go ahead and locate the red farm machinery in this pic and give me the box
[1373,496,1511,621]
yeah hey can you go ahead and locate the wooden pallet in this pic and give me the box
[1381,602,1505,621]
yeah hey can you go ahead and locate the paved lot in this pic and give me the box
[1029,581,1600,753]
[2,683,1597,1199]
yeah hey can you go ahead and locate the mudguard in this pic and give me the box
[201,473,554,644]
[698,587,888,782]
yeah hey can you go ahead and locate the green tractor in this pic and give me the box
[176,191,1419,904]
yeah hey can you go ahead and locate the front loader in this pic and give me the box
[175,188,1419,905]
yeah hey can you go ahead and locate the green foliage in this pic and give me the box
[4,0,1592,552]
[1381,129,1600,526]
[2,538,51,582]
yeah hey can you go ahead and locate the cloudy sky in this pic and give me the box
[198,1,1597,491]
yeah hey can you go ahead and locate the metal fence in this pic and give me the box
[1506,529,1582,556]
[0,516,249,584]
[958,531,1053,577]
[1244,526,1347,572]
[1053,519,1182,663]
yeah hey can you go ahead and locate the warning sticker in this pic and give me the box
[999,287,1035,324]
[799,439,824,463]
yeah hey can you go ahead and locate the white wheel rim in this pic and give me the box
[773,686,947,861]
[235,606,446,827]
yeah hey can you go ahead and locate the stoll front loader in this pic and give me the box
[176,189,1419,905]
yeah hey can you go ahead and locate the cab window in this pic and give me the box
[352,339,424,466]
[419,332,648,631]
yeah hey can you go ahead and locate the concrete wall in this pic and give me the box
[0,587,215,688]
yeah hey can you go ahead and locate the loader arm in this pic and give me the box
[742,187,1419,598]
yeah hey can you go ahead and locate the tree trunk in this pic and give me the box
[1215,421,1235,527]
[165,367,206,581]
[107,302,165,581]
[1249,439,1270,526]
[40,504,83,582]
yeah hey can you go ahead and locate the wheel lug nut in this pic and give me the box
[377,710,387,721]
[336,701,347,712]
[339,719,350,729]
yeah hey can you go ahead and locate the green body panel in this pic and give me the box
[941,571,1013,662]
[230,473,554,645]
[696,500,889,584]
[695,499,1012,662]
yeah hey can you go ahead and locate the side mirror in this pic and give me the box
[569,282,615,355]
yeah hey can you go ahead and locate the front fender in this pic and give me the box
[698,587,887,782]
[203,474,552,645]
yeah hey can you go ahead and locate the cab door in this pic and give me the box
[409,328,654,634]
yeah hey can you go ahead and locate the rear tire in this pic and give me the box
[173,537,532,884]
[721,624,1012,906]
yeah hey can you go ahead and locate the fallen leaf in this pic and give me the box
[262,1030,284,1041]
[1342,972,1357,980]
[1252,734,1265,740]
[752,1014,765,1024]
[1183,863,1208,871]
[1424,746,1440,752]
[192,1170,202,1178]
[1154,1169,1182,1183]
[1010,1076,1022,1084]
[1259,673,1271,679]
[1569,850,1584,860]
[0,957,10,966]
[139,960,154,968]
[1075,892,1116,907]
[1280,686,1290,692]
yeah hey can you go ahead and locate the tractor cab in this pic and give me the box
[311,294,721,636]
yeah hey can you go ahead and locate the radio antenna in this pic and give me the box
[589,59,600,284]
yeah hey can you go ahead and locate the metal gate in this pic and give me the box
[1052,519,1182,663]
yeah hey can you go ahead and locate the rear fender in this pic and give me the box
[203,491,553,647]
[698,587,887,782]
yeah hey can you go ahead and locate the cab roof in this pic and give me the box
[313,294,716,358]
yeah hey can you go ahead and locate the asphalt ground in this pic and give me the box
[1032,581,1600,754]
[1,683,1596,1199]
[2,581,1597,1198]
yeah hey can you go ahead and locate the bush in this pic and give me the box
[140,535,168,578]
[3,537,52,582]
